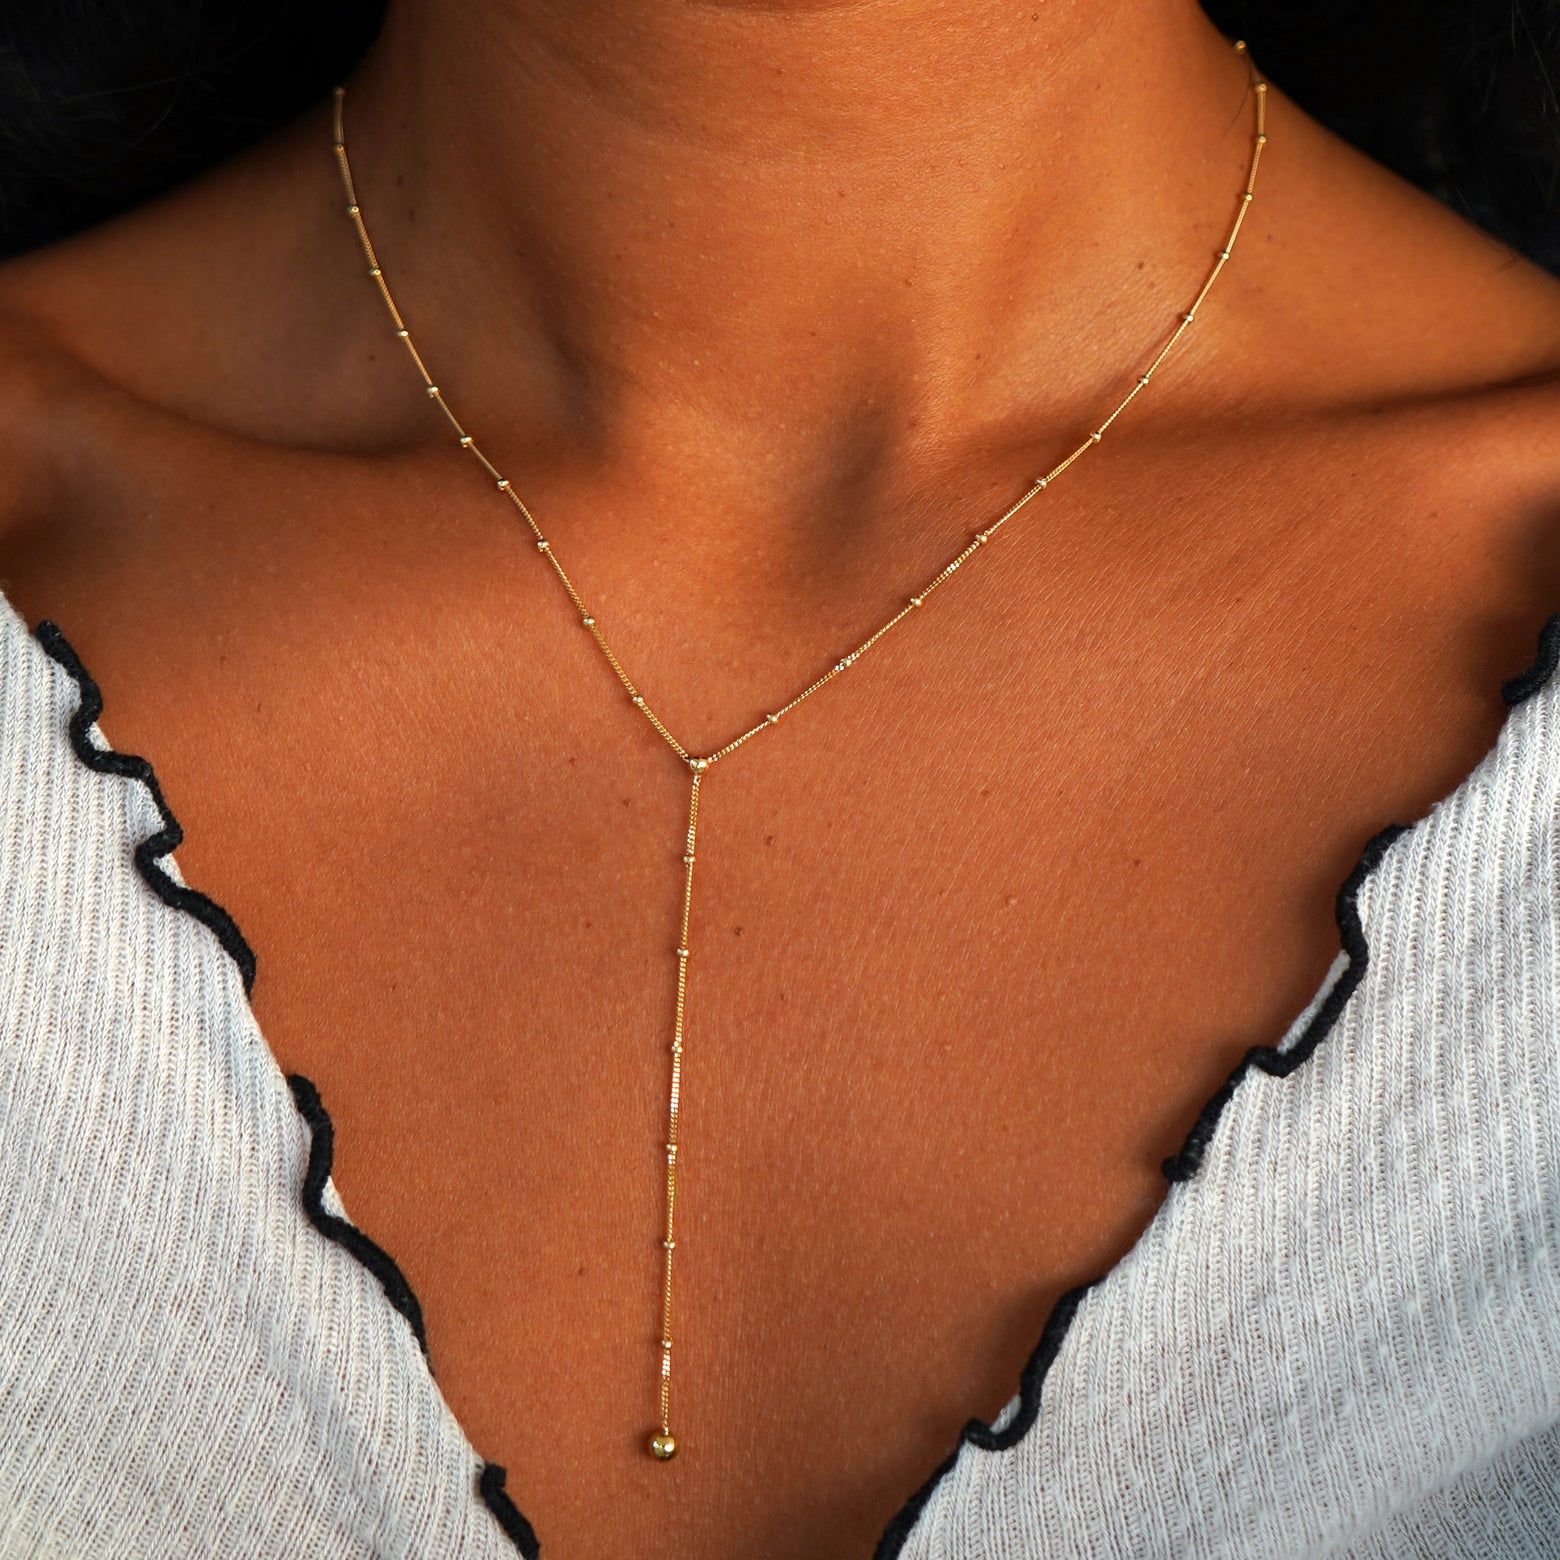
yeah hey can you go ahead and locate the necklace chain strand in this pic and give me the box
[331,45,1267,1461]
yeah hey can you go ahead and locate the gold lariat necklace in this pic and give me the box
[331,42,1267,1462]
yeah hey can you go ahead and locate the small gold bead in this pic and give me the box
[649,1433,678,1461]
[459,435,473,447]
[536,539,550,551]
[396,328,409,338]
[765,712,780,724]
[582,615,595,628]
[663,1240,676,1250]
[333,141,345,153]
[1183,312,1197,323]
[1242,193,1254,203]
[689,757,709,773]
[369,267,382,277]
[346,204,360,216]
[496,478,510,490]
[426,385,441,398]
[1218,249,1231,260]
[1257,133,1268,144]
[1090,431,1103,443]
[1139,374,1152,385]
[632,695,646,707]
[683,852,695,864]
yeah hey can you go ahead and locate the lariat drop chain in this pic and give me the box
[330,45,1268,1461]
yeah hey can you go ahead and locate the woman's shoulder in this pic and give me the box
[3,83,1560,494]
[0,99,387,558]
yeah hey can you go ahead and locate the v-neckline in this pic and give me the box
[19,592,1560,1559]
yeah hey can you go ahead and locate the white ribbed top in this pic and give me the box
[2,587,1558,1559]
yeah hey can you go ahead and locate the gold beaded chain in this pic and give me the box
[331,43,1267,1463]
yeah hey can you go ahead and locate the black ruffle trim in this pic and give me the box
[36,621,259,995]
[875,608,1560,1559]
[479,1463,542,1559]
[286,1073,429,1354]
[35,621,540,1558]
[1501,611,1560,707]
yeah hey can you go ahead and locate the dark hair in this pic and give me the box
[0,0,383,257]
[1,1,1557,270]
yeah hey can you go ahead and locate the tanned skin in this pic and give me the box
[2,2,1560,1555]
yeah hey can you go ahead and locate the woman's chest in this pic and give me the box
[14,536,1538,1560]
[10,573,1560,1560]
[6,399,1556,1554]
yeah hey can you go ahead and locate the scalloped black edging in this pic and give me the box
[479,1463,542,1559]
[1157,819,1409,1185]
[1501,611,1560,707]
[36,621,259,995]
[286,1073,428,1353]
[875,607,1560,1559]
[34,620,540,1558]
[36,610,1560,1560]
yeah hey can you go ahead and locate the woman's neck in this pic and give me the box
[345,0,1261,481]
